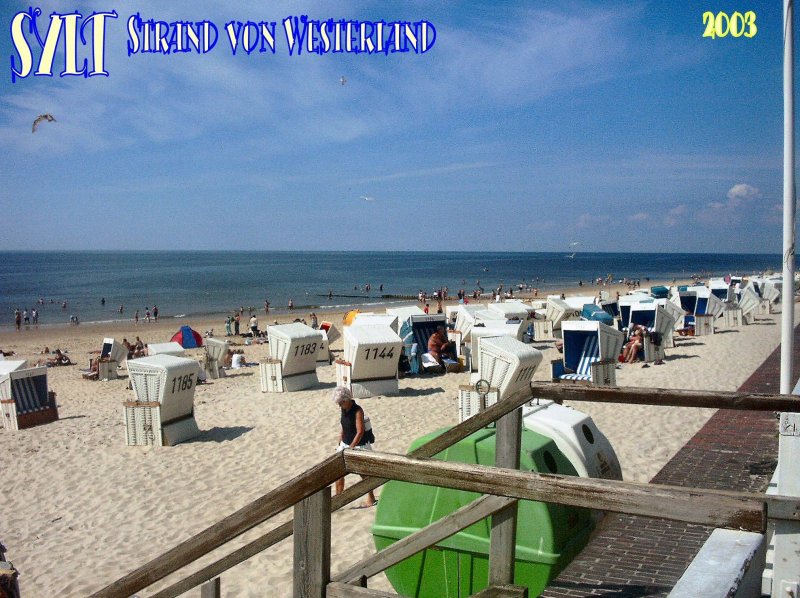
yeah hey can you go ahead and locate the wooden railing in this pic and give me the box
[89,383,800,598]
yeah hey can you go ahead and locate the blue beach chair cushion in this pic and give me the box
[560,335,599,382]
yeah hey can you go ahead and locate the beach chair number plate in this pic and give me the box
[293,343,318,357]
[170,374,195,393]
[364,347,395,360]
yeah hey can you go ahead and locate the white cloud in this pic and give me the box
[576,213,610,229]
[664,204,687,227]
[727,183,760,204]
[628,212,648,222]
[700,183,761,223]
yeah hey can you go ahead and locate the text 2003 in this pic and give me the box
[703,11,757,38]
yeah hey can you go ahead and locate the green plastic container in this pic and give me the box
[371,427,594,597]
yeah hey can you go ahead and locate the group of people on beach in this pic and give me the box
[13,308,39,331]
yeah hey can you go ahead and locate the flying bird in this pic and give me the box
[340,76,347,86]
[32,113,56,133]
[359,195,375,201]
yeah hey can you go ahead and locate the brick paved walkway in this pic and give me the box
[540,324,798,597]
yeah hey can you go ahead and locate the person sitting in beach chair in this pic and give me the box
[426,326,456,367]
[622,325,644,363]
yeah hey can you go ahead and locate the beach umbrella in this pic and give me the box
[170,325,203,348]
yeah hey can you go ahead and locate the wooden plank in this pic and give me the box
[489,408,521,585]
[88,453,345,598]
[529,382,800,411]
[472,584,529,597]
[326,582,400,597]
[199,577,220,598]
[293,487,331,598]
[343,451,768,532]
[334,494,516,584]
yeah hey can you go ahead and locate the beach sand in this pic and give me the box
[0,294,786,597]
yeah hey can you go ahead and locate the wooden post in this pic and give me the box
[489,406,521,585]
[199,577,221,598]
[294,486,331,598]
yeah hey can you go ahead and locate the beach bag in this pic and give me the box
[363,412,376,444]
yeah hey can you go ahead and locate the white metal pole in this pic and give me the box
[773,6,800,597]
[781,0,796,395]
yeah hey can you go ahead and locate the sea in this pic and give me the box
[0,251,781,329]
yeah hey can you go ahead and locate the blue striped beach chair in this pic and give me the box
[557,335,598,382]
[550,321,624,386]
[1,364,58,431]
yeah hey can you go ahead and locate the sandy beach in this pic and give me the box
[0,290,787,597]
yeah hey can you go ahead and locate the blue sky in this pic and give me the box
[0,1,793,252]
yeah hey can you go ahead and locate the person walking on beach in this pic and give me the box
[32,308,38,326]
[249,314,258,337]
[234,312,241,335]
[310,312,318,329]
[331,386,377,508]
[145,309,151,323]
[264,299,270,315]
[14,309,21,332]
[134,310,139,325]
[153,305,158,321]
[225,315,232,336]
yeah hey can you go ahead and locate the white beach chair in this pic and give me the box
[551,321,624,386]
[351,313,399,334]
[737,287,761,324]
[124,355,201,446]
[473,336,542,401]
[203,337,229,379]
[457,383,500,423]
[318,321,340,345]
[655,298,683,347]
[260,323,320,392]
[618,294,653,330]
[335,325,403,398]
[468,320,527,372]
[88,337,128,381]
[147,342,185,356]
[1,360,58,431]
[629,304,675,362]
[545,297,581,332]
[486,300,532,321]
[314,328,332,365]
[453,304,483,341]
[385,305,425,322]
[708,278,734,302]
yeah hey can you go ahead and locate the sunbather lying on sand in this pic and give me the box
[48,349,73,366]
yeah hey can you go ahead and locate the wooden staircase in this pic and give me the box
[88,383,800,598]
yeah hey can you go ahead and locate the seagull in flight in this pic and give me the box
[360,195,375,202]
[32,113,56,133]
[340,76,347,86]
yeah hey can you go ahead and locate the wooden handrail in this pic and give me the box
[97,382,800,597]
[529,383,800,411]
[147,384,542,598]
[89,453,346,598]
[342,450,775,532]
